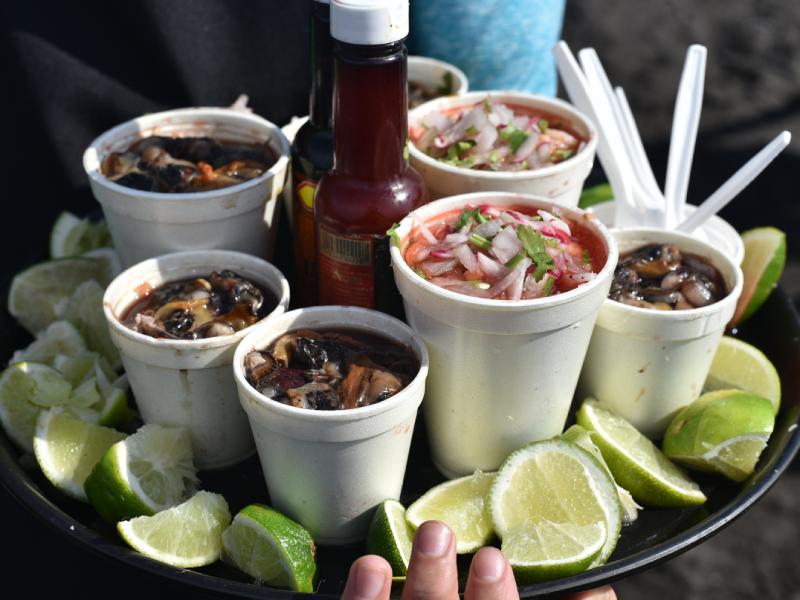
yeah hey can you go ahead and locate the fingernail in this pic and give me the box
[473,548,505,583]
[415,521,452,557]
[354,562,387,599]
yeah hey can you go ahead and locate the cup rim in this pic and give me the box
[407,55,469,95]
[103,249,291,351]
[232,306,430,423]
[82,107,291,202]
[389,191,618,311]
[602,227,744,320]
[407,90,599,180]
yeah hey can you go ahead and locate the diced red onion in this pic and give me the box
[538,210,572,236]
[474,124,498,153]
[443,232,469,247]
[452,243,479,272]
[490,226,522,263]
[429,249,454,259]
[415,217,438,244]
[474,219,502,239]
[477,253,509,280]
[513,133,538,162]
[490,257,531,298]
[421,258,458,277]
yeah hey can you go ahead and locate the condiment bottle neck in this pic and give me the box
[309,1,333,128]
[332,40,408,178]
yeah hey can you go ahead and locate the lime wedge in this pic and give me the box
[62,280,121,369]
[50,212,91,258]
[366,500,415,576]
[501,521,607,584]
[705,336,781,415]
[406,471,495,554]
[53,351,116,388]
[577,399,707,507]
[84,247,122,280]
[562,425,641,526]
[50,212,113,258]
[222,504,317,591]
[118,491,231,568]
[732,227,786,326]
[10,320,87,366]
[33,408,126,501]
[489,438,621,578]
[8,257,110,335]
[663,389,775,482]
[0,362,72,452]
[84,424,198,523]
[579,182,614,209]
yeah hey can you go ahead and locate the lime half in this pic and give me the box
[366,500,415,576]
[406,471,495,554]
[663,389,775,482]
[489,438,621,579]
[118,491,231,568]
[84,424,198,523]
[33,408,126,501]
[705,336,781,415]
[50,212,113,258]
[8,257,110,335]
[577,399,707,508]
[222,504,317,591]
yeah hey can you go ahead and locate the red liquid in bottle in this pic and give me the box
[315,37,429,315]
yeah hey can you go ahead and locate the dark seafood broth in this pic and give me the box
[244,328,419,411]
[122,270,278,340]
[609,243,727,310]
[101,135,278,193]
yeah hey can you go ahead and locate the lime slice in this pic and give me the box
[0,362,72,452]
[406,471,495,554]
[577,399,707,507]
[663,389,775,482]
[10,320,87,366]
[85,220,113,251]
[8,257,110,335]
[118,491,231,568]
[62,280,121,369]
[705,336,781,415]
[222,504,317,591]
[50,212,91,258]
[501,521,607,584]
[489,438,621,577]
[732,227,786,326]
[53,351,115,387]
[33,407,126,501]
[366,500,415,576]
[84,424,199,523]
[562,425,641,526]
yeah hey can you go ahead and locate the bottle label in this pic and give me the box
[318,226,376,307]
[292,174,320,307]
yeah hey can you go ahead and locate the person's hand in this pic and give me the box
[341,520,616,600]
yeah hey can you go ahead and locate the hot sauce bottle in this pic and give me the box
[291,0,334,307]
[315,0,428,314]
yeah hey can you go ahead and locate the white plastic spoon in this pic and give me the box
[664,45,707,229]
[676,131,791,233]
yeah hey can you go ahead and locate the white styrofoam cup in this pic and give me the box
[232,306,429,545]
[83,108,290,267]
[103,250,290,470]
[390,192,618,477]
[578,228,744,438]
[408,91,598,205]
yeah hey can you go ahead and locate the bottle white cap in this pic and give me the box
[330,0,409,45]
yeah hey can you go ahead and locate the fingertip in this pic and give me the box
[413,520,455,557]
[471,546,506,583]
[344,555,392,600]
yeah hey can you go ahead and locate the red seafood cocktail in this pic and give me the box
[389,192,618,477]
[408,92,597,204]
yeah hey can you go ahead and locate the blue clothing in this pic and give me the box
[409,0,566,96]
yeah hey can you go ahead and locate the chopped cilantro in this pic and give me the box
[464,126,478,137]
[499,124,529,153]
[538,119,549,132]
[544,237,559,248]
[582,249,592,265]
[489,150,500,163]
[543,276,555,295]
[469,233,492,252]
[386,223,402,247]
[437,71,455,95]
[403,141,410,162]
[505,253,525,269]
[456,207,487,229]
[483,98,492,113]
[517,226,555,281]
[552,148,575,162]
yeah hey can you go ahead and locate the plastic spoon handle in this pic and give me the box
[553,42,635,226]
[664,45,707,228]
[614,87,664,202]
[677,131,791,233]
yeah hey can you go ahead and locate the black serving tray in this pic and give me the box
[0,269,798,598]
